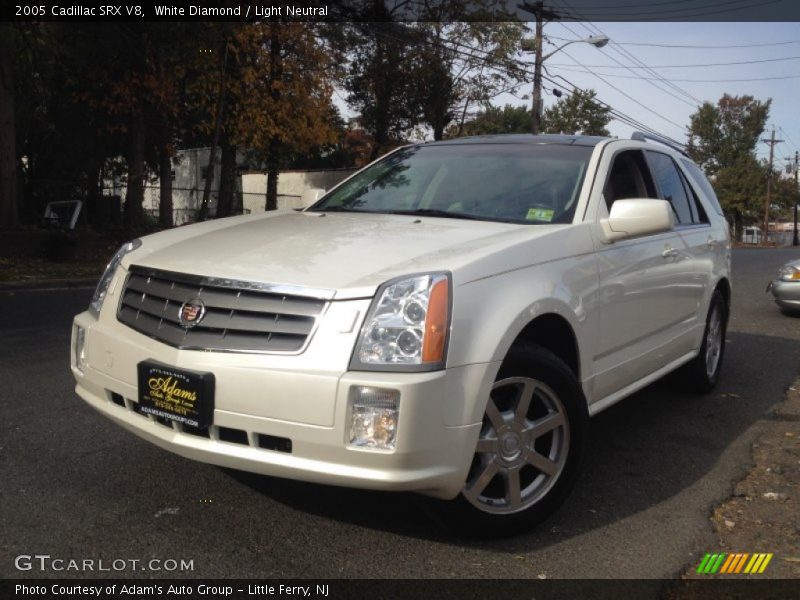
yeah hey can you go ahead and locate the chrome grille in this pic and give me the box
[117,266,328,353]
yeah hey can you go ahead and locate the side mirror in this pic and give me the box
[301,188,326,205]
[600,199,674,242]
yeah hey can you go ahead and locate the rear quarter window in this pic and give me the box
[647,151,695,225]
[681,159,725,217]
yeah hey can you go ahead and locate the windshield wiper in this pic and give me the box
[310,207,519,224]
[385,208,485,221]
[310,206,364,213]
[386,209,524,224]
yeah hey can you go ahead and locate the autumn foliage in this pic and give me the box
[5,22,339,226]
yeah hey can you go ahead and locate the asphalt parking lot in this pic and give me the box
[1,247,798,580]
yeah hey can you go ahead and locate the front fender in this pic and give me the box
[446,254,598,424]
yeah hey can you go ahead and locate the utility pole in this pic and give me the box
[531,13,543,134]
[788,151,799,246]
[519,2,561,134]
[762,127,783,243]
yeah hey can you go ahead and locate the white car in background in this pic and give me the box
[72,133,731,536]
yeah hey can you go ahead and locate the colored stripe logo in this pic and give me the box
[696,553,773,574]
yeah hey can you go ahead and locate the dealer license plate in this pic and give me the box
[137,361,215,428]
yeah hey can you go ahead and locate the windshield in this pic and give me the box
[309,143,592,224]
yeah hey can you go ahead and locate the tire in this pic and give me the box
[680,289,728,393]
[435,342,588,538]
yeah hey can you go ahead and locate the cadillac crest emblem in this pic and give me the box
[178,298,206,328]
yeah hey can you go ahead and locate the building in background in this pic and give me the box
[104,147,355,225]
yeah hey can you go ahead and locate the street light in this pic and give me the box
[521,33,610,134]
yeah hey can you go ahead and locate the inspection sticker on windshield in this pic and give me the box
[526,207,554,222]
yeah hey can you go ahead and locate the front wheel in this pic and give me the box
[436,343,588,538]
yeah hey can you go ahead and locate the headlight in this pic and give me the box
[779,265,800,281]
[350,272,451,371]
[89,239,141,317]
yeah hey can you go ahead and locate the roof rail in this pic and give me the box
[630,131,689,158]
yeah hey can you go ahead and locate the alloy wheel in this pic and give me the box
[463,376,570,515]
[705,304,723,379]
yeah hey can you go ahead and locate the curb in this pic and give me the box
[0,278,97,291]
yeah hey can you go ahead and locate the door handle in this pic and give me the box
[707,238,718,248]
[662,246,678,258]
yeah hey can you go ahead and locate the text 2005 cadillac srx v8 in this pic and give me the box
[72,134,731,535]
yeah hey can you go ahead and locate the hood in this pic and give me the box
[128,210,561,298]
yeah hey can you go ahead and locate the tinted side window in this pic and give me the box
[603,150,657,211]
[677,168,709,224]
[681,158,725,217]
[647,151,693,225]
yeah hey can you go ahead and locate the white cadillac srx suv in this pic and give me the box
[71,133,731,536]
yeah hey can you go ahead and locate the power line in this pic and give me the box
[548,56,800,69]
[541,59,685,141]
[553,19,699,108]
[552,3,702,106]
[535,18,690,141]
[364,22,682,145]
[546,36,800,49]
[406,26,796,162]
[404,22,686,141]
[602,40,701,105]
[551,67,800,83]
[540,70,685,146]
[545,12,697,129]
[557,0,720,9]
[551,31,696,108]
[547,53,687,133]
[778,126,799,153]
[548,0,783,19]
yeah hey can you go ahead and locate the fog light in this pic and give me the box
[73,325,86,373]
[348,386,400,451]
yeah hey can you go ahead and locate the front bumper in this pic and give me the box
[768,280,800,310]
[71,309,494,500]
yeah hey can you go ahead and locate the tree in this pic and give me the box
[76,23,152,226]
[687,94,771,175]
[342,20,420,158]
[140,23,218,226]
[13,23,125,224]
[712,158,798,237]
[8,22,339,230]
[451,104,531,137]
[541,89,610,136]
[412,27,456,141]
[409,21,526,140]
[772,173,800,222]
[712,157,768,235]
[220,23,338,211]
[0,24,19,227]
[290,105,374,170]
[215,143,238,218]
[66,23,195,227]
[197,32,230,221]
[687,94,772,237]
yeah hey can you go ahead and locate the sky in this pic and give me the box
[332,20,799,171]
[497,20,800,168]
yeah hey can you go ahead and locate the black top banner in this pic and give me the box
[3,0,800,23]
